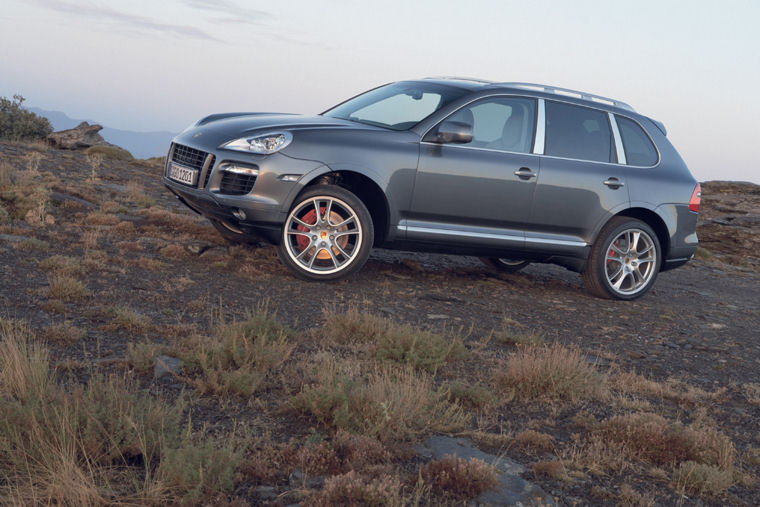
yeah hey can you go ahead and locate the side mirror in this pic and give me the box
[435,121,473,144]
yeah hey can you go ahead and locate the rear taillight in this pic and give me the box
[688,184,701,213]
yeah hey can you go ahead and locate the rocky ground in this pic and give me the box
[1,141,758,505]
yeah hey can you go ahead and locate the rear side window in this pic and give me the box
[616,116,658,166]
[545,101,614,163]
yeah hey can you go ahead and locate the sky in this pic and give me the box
[1,0,758,183]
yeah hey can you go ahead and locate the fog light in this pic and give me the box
[232,208,246,220]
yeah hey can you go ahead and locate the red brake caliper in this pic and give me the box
[607,240,616,264]
[295,208,320,251]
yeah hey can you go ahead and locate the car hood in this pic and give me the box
[175,113,382,149]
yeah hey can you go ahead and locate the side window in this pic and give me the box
[446,97,535,154]
[545,101,614,163]
[616,115,658,166]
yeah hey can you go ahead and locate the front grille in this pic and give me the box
[171,143,207,171]
[219,171,257,195]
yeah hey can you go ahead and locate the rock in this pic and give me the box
[415,435,555,506]
[153,355,182,379]
[47,122,111,150]
[254,485,278,501]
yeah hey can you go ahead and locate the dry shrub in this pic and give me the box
[332,430,391,471]
[515,430,555,453]
[131,257,166,271]
[445,381,498,410]
[532,460,568,480]
[673,461,733,496]
[289,362,466,443]
[596,412,735,470]
[140,208,199,229]
[294,440,341,479]
[42,321,85,345]
[38,255,84,278]
[313,304,389,345]
[420,455,498,500]
[239,441,295,484]
[84,211,120,226]
[81,229,100,251]
[315,305,465,373]
[112,220,136,237]
[493,342,605,401]
[45,274,89,302]
[126,181,155,208]
[178,307,294,397]
[617,483,655,506]
[0,318,50,399]
[309,470,403,507]
[741,382,760,406]
[0,159,13,187]
[159,243,188,259]
[115,240,143,252]
[612,371,724,405]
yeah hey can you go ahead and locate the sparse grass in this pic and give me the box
[84,210,120,226]
[695,246,713,259]
[492,329,546,347]
[0,313,242,505]
[126,181,155,208]
[42,321,85,345]
[492,343,606,401]
[445,381,498,410]
[45,274,89,302]
[420,455,498,501]
[289,362,466,443]
[112,220,136,236]
[101,305,151,334]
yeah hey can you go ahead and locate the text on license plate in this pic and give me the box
[169,163,198,185]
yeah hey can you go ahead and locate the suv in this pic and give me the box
[162,78,700,300]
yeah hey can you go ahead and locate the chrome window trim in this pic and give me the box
[533,99,545,155]
[398,224,588,247]
[608,112,626,165]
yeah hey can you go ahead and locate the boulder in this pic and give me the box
[47,122,110,150]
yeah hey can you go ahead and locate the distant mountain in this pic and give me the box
[28,107,176,159]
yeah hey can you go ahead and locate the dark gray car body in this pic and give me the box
[163,79,698,274]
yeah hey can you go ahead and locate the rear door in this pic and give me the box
[526,100,630,253]
[406,96,538,250]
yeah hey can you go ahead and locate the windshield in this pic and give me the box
[323,82,469,131]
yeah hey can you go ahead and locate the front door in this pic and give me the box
[406,96,538,250]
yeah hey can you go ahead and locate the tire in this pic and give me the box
[480,257,530,273]
[582,217,661,300]
[276,185,374,281]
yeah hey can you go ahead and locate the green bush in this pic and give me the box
[0,95,52,141]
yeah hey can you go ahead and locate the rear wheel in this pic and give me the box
[276,185,373,281]
[480,257,530,273]
[583,217,661,300]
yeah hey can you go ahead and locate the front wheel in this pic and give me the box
[276,185,373,281]
[582,217,661,300]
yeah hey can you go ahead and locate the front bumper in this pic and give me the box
[163,138,325,243]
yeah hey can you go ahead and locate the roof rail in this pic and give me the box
[422,76,494,84]
[496,82,635,112]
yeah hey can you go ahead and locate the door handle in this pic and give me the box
[603,177,625,189]
[514,167,536,180]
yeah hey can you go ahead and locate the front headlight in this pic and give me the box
[222,131,293,154]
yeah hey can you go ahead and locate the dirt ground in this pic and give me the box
[1,141,758,505]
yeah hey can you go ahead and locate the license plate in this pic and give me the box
[169,163,198,186]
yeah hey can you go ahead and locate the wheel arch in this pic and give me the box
[299,169,391,246]
[611,207,670,263]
